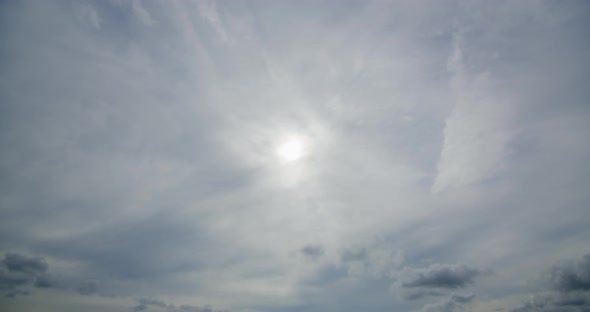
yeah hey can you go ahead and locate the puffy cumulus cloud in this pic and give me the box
[421,294,475,312]
[132,298,225,312]
[402,264,479,289]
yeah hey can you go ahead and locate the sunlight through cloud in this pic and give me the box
[276,135,306,163]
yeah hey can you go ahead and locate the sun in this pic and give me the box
[277,137,304,162]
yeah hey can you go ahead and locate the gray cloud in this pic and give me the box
[421,294,475,312]
[33,273,57,288]
[340,248,368,263]
[2,253,47,275]
[77,279,99,296]
[510,254,590,312]
[550,254,590,292]
[403,288,445,301]
[1,0,589,311]
[134,298,167,312]
[0,251,103,300]
[0,269,30,290]
[301,245,325,260]
[510,292,590,312]
[4,288,30,298]
[0,252,49,296]
[133,298,223,312]
[402,264,479,289]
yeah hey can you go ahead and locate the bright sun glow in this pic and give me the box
[277,137,304,162]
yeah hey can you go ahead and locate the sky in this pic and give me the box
[1,1,590,311]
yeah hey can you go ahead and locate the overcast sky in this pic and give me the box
[1,1,590,312]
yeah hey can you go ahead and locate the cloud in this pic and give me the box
[0,269,30,290]
[402,264,479,289]
[0,251,102,300]
[0,1,589,311]
[77,279,99,296]
[4,288,30,298]
[510,292,590,312]
[134,298,167,312]
[33,273,57,288]
[550,253,590,292]
[0,252,49,295]
[132,298,223,312]
[403,288,445,301]
[340,248,368,263]
[509,254,590,312]
[132,0,153,27]
[338,243,403,280]
[421,294,475,312]
[301,245,325,260]
[3,253,47,275]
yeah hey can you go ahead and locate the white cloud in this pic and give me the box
[0,1,589,312]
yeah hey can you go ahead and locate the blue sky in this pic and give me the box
[1,1,590,311]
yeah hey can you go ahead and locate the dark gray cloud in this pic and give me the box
[301,245,325,260]
[0,251,102,300]
[0,252,48,296]
[402,264,479,289]
[550,254,590,292]
[2,253,47,275]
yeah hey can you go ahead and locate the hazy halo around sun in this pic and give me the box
[276,136,305,163]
